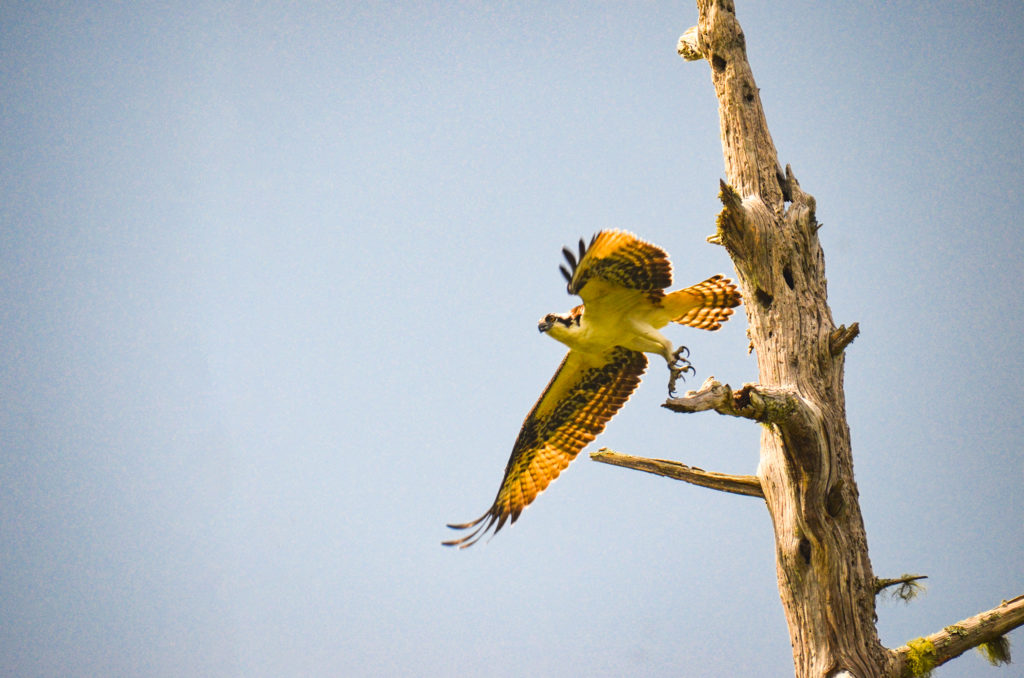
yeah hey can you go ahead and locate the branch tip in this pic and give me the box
[874,574,928,602]
[718,179,741,208]
[662,377,732,414]
[677,26,702,61]
[829,323,860,356]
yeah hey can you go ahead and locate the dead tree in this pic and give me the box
[591,2,1024,676]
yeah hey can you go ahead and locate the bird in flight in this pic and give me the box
[443,229,741,548]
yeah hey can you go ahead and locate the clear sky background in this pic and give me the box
[2,2,1022,677]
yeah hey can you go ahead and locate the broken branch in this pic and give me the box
[829,322,860,356]
[590,448,763,498]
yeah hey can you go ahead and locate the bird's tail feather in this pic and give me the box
[664,275,741,331]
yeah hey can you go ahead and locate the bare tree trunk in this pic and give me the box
[687,5,884,671]
[594,2,1024,676]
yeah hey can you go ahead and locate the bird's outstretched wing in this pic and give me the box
[444,346,647,548]
[559,229,673,302]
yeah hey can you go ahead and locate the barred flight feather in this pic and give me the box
[443,347,647,548]
[565,230,671,298]
[445,229,742,548]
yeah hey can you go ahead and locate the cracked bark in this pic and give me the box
[593,4,1024,674]
[682,0,886,671]
[608,2,1024,676]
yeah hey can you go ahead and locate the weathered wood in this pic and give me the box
[672,2,1024,676]
[590,448,763,498]
[688,3,884,674]
[593,3,1024,674]
[889,595,1024,676]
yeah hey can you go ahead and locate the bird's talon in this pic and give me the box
[667,346,696,396]
[672,345,690,361]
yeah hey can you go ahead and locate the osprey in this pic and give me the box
[444,229,741,548]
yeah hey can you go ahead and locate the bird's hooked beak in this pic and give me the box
[537,316,554,333]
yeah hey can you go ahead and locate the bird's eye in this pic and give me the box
[544,314,556,323]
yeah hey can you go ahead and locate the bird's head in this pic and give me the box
[538,307,583,344]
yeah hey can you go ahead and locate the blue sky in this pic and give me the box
[2,2,1022,676]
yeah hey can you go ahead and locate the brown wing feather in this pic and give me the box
[563,229,673,301]
[444,346,647,548]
